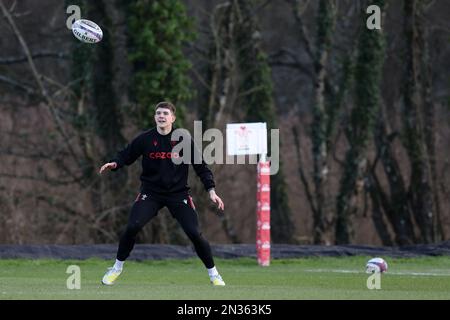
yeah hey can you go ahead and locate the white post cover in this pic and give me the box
[226,122,267,156]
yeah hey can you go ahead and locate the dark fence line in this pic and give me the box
[1,242,450,260]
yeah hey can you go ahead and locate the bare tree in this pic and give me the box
[335,0,386,244]
[402,0,437,243]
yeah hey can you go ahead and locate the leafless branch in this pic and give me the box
[268,48,314,78]
[0,172,82,186]
[190,66,211,92]
[93,204,130,225]
[8,0,16,11]
[286,0,315,62]
[269,60,314,78]
[0,51,69,65]
[292,125,318,215]
[0,74,36,94]
[36,194,83,217]
[41,75,78,99]
[191,0,216,19]
[237,85,265,98]
[0,149,66,160]
[0,0,82,168]
[187,42,210,58]
[250,0,272,16]
[11,10,31,18]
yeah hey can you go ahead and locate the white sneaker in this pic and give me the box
[210,274,225,286]
[101,267,122,285]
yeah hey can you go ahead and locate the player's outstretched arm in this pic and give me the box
[99,162,117,174]
[209,188,224,211]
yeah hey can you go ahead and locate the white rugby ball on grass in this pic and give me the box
[365,257,388,274]
[72,19,103,44]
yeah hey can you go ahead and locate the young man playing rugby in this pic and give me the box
[99,101,225,286]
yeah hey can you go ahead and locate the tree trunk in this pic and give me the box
[402,0,435,243]
[311,0,336,244]
[420,10,444,241]
[335,0,386,244]
[372,118,416,245]
[367,171,394,246]
[234,0,296,243]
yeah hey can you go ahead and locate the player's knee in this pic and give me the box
[186,229,203,242]
[125,223,142,235]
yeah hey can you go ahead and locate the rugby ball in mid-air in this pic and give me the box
[365,257,388,274]
[72,19,103,44]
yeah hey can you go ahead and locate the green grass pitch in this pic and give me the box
[1,256,450,299]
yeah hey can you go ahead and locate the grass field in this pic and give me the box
[1,256,450,300]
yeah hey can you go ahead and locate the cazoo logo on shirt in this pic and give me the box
[149,152,180,159]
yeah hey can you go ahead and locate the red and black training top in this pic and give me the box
[111,127,215,197]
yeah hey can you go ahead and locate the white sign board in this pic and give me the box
[226,122,267,156]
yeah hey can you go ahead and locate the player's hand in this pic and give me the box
[99,162,117,174]
[209,189,224,211]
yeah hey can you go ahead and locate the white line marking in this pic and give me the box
[304,269,450,277]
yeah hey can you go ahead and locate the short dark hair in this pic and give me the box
[155,101,176,115]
